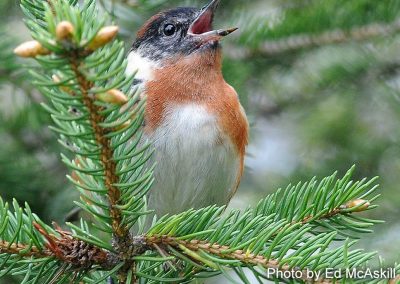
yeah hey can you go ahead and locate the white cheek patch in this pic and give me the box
[126,51,158,81]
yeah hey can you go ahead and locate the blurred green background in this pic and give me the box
[0,0,399,282]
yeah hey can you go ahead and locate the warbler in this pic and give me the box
[126,0,249,217]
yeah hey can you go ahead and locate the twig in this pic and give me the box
[0,227,112,270]
[34,222,112,268]
[68,54,133,282]
[69,57,125,238]
[146,235,333,284]
[231,19,400,58]
[0,240,48,258]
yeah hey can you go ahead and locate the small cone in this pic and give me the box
[87,26,119,50]
[96,89,128,105]
[56,21,74,40]
[14,40,51,58]
[345,199,370,212]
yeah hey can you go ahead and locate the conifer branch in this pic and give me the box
[34,222,112,269]
[0,241,47,258]
[16,0,151,281]
[56,26,136,284]
[234,18,400,58]
[145,235,333,283]
[5,1,398,283]
[69,54,126,239]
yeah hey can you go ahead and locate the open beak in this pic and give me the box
[188,0,237,44]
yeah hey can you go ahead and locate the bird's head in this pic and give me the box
[128,0,236,77]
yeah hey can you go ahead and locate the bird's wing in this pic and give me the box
[218,85,249,202]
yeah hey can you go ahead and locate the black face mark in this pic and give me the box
[132,7,219,62]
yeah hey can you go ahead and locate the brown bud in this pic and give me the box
[345,199,370,212]
[96,89,128,105]
[14,40,51,58]
[87,26,119,50]
[56,21,74,40]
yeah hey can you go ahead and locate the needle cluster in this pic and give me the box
[1,0,398,283]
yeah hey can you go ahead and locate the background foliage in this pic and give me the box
[0,0,400,282]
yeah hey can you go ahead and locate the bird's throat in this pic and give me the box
[126,47,222,84]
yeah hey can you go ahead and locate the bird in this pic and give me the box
[125,0,249,218]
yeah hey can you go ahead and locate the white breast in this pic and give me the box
[146,104,240,217]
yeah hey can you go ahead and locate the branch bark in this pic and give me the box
[68,53,134,282]
[145,235,333,284]
[0,240,48,258]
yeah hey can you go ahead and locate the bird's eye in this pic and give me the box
[163,24,176,36]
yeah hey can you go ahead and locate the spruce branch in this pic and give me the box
[5,0,399,283]
[233,18,400,58]
[69,51,126,238]
[144,235,333,283]
[233,0,400,58]
[0,197,121,283]
[0,241,46,258]
[0,164,397,283]
[253,166,381,239]
[33,222,111,269]
[0,234,110,270]
[139,169,397,283]
[16,0,152,281]
[18,0,152,236]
